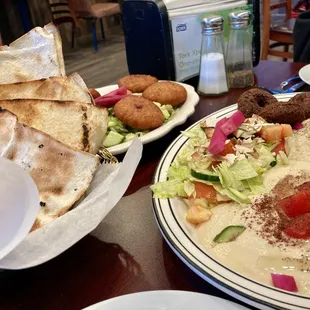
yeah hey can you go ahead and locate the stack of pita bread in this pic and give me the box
[0,24,108,230]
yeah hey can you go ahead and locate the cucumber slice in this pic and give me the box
[190,169,220,182]
[103,131,125,147]
[213,225,246,243]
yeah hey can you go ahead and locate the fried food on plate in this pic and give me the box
[114,96,164,130]
[0,109,99,230]
[118,75,158,93]
[259,102,306,124]
[0,73,94,104]
[0,23,65,84]
[0,99,107,154]
[143,81,187,106]
[89,88,101,99]
[238,88,278,118]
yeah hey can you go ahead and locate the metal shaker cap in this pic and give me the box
[201,15,224,34]
[229,10,252,29]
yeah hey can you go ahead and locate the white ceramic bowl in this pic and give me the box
[0,157,40,259]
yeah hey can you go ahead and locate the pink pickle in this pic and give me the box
[271,273,298,292]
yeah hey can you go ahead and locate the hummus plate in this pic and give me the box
[152,93,310,310]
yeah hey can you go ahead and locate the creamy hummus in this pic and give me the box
[196,160,310,295]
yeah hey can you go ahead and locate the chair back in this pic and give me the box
[48,1,74,24]
[263,0,292,21]
[68,0,94,17]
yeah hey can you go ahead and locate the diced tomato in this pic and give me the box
[279,190,310,217]
[220,141,235,156]
[273,140,286,155]
[191,182,218,203]
[283,213,310,239]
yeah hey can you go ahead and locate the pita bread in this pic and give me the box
[0,73,94,104]
[0,109,99,230]
[0,110,16,155]
[0,99,107,154]
[0,24,65,84]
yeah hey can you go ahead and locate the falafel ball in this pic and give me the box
[118,75,158,93]
[259,102,306,124]
[238,88,278,118]
[288,92,310,119]
[143,81,187,106]
[114,96,164,130]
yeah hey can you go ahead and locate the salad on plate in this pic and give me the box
[152,110,310,294]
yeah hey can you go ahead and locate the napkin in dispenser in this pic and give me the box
[122,0,260,85]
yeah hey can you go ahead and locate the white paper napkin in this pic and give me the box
[0,139,143,269]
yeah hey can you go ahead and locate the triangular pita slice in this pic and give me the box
[0,23,65,83]
[0,99,107,154]
[0,73,94,104]
[0,109,99,230]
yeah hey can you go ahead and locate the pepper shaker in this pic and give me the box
[226,11,254,88]
[197,16,228,96]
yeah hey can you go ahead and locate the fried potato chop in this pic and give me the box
[143,81,187,106]
[118,74,158,93]
[114,96,164,130]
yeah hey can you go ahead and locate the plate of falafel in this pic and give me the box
[95,75,199,155]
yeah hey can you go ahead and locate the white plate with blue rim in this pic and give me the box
[152,93,309,310]
[83,290,250,310]
[96,82,199,155]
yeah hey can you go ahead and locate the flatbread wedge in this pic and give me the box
[0,99,108,154]
[0,24,65,84]
[0,73,94,104]
[0,109,100,230]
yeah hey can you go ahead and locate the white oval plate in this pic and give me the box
[152,93,309,310]
[83,290,250,310]
[299,64,310,85]
[96,82,199,155]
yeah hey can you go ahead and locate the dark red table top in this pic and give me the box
[0,60,308,310]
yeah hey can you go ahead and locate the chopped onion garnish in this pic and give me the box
[293,122,304,130]
[271,273,298,292]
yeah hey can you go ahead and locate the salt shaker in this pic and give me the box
[197,16,228,96]
[226,11,254,88]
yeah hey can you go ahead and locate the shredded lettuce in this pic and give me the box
[175,145,195,166]
[181,126,207,145]
[229,159,258,180]
[213,184,250,204]
[255,144,276,168]
[189,158,212,173]
[277,151,289,166]
[262,141,280,152]
[246,176,267,195]
[151,180,187,199]
[247,155,267,175]
[217,162,245,191]
[184,181,195,197]
[168,164,191,180]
